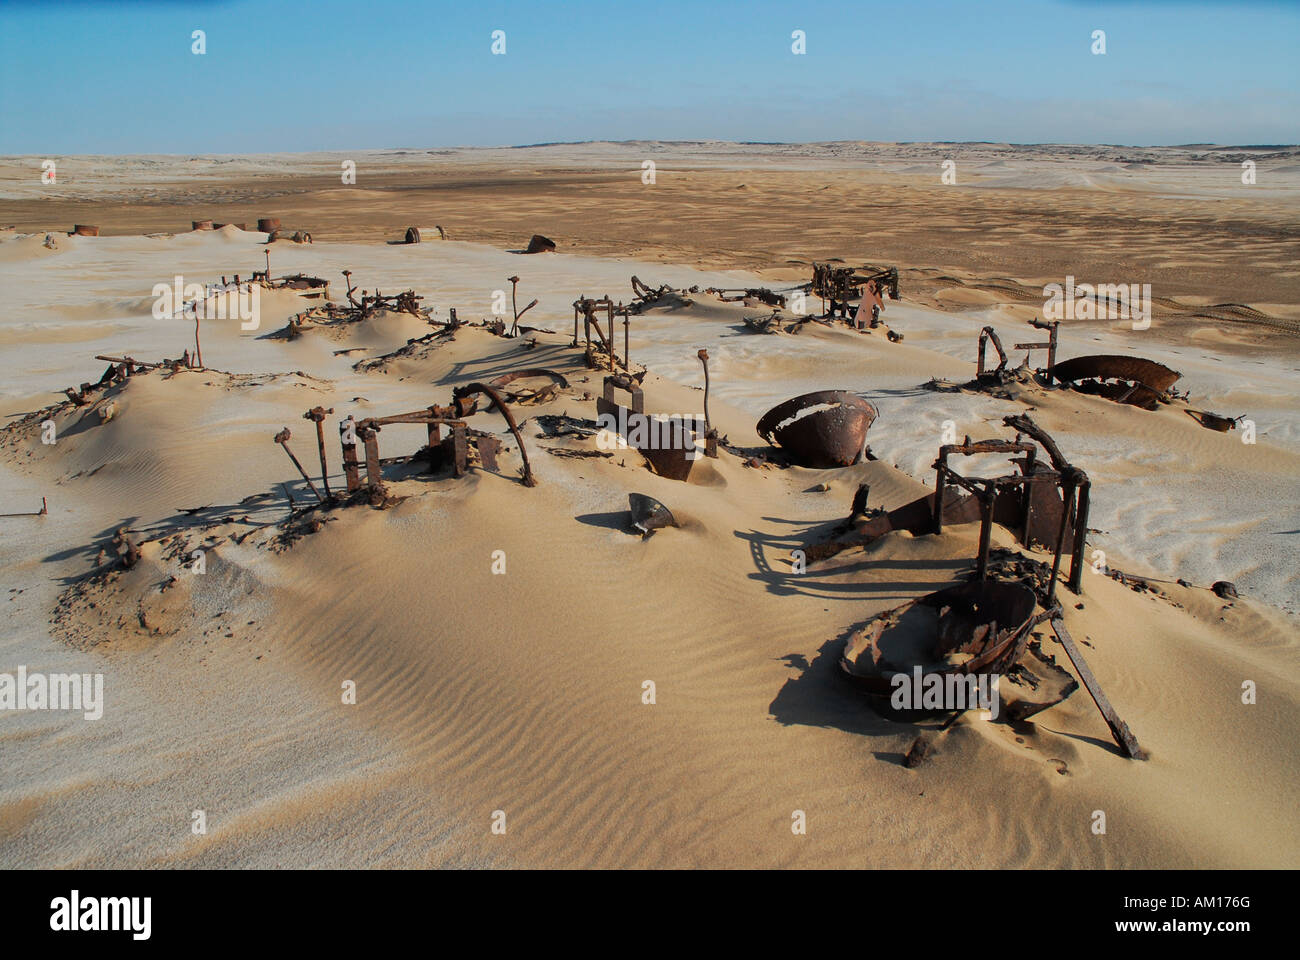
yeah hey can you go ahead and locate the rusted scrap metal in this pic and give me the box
[803,416,1090,602]
[1012,318,1059,381]
[976,326,1009,378]
[0,496,48,519]
[524,234,556,254]
[630,275,674,304]
[192,219,214,231]
[288,270,429,332]
[274,427,323,503]
[706,286,787,308]
[63,353,195,406]
[573,296,633,371]
[1051,354,1181,410]
[257,218,281,233]
[756,391,878,468]
[404,227,421,244]
[1049,615,1146,759]
[487,368,570,405]
[838,579,1046,701]
[629,493,676,538]
[595,374,702,482]
[451,382,537,487]
[1186,409,1241,432]
[71,225,99,236]
[810,263,899,324]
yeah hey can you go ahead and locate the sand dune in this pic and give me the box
[0,148,1297,869]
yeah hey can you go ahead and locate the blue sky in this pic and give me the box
[1,0,1297,153]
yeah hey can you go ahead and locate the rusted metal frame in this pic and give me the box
[1049,616,1145,759]
[0,497,48,518]
[451,382,537,487]
[974,482,996,581]
[977,326,1008,377]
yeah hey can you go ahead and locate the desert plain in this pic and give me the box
[0,141,1297,868]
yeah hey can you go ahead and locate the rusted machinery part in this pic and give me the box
[1001,414,1080,480]
[979,326,1008,372]
[451,382,537,486]
[257,218,281,233]
[629,493,675,537]
[1186,409,1238,432]
[488,368,571,391]
[524,234,556,254]
[405,226,420,244]
[1052,354,1181,393]
[756,391,878,468]
[839,580,1040,697]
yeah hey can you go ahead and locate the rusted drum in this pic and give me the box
[756,390,878,468]
[257,218,281,233]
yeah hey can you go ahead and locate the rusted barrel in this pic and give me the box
[257,218,281,233]
[71,225,99,236]
[405,226,421,244]
[192,219,214,231]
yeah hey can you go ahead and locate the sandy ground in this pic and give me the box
[0,145,1297,868]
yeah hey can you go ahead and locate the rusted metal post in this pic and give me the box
[1068,478,1091,593]
[932,454,949,534]
[1047,478,1076,606]
[340,418,361,492]
[623,307,630,371]
[451,423,468,477]
[303,407,334,500]
[1020,445,1038,545]
[975,486,994,581]
[360,425,382,491]
[607,302,615,372]
[274,427,322,502]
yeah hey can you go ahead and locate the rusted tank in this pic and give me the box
[257,218,281,233]
[838,580,1039,702]
[1052,354,1180,409]
[756,391,878,468]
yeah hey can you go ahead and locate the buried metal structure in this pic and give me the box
[335,384,536,501]
[573,296,632,371]
[809,263,899,326]
[1047,354,1181,410]
[801,414,1090,604]
[595,374,704,482]
[756,391,878,468]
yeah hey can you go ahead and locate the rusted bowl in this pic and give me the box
[756,390,878,468]
[839,580,1040,711]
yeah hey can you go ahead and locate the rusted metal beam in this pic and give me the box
[1050,615,1145,760]
[302,407,334,500]
[274,427,322,502]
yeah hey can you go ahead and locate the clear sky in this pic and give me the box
[1,0,1297,153]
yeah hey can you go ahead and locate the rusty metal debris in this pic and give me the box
[404,227,421,244]
[629,493,676,538]
[756,391,878,468]
[114,527,140,568]
[506,275,539,336]
[803,415,1090,603]
[332,382,537,501]
[524,234,556,254]
[286,269,429,334]
[257,218,281,233]
[1186,409,1241,432]
[192,220,214,231]
[62,354,198,406]
[697,349,718,458]
[71,225,99,236]
[302,407,334,500]
[273,428,323,503]
[706,285,787,308]
[596,374,703,482]
[487,368,570,405]
[809,263,898,326]
[839,579,1043,697]
[573,296,633,371]
[1050,354,1181,410]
